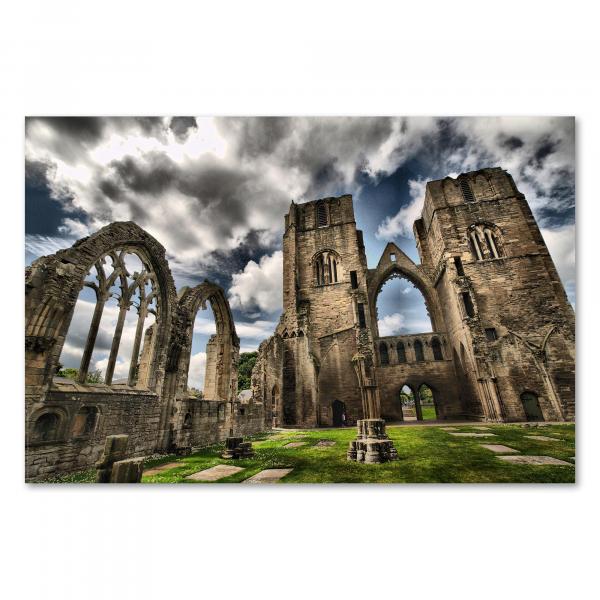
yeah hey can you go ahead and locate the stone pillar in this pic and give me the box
[347,353,398,463]
[105,298,130,385]
[128,303,147,386]
[78,295,106,383]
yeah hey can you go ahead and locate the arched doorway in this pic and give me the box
[332,399,346,427]
[400,384,418,421]
[418,383,437,421]
[521,392,544,421]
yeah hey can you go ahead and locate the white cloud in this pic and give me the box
[540,224,576,305]
[376,177,427,239]
[188,351,207,390]
[378,313,406,336]
[228,250,283,314]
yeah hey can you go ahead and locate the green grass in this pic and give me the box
[137,423,575,484]
[421,406,437,420]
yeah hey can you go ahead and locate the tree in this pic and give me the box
[237,351,258,390]
[57,367,104,384]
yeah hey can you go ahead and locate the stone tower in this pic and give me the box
[276,195,376,427]
[414,167,575,421]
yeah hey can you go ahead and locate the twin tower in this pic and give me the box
[251,167,575,426]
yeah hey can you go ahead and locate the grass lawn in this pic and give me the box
[56,423,575,484]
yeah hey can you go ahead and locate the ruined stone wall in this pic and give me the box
[25,385,162,481]
[171,398,265,450]
[203,335,218,400]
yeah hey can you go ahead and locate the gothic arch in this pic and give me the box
[172,281,240,402]
[25,222,177,391]
[368,242,445,333]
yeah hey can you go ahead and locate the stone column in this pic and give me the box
[105,298,130,385]
[127,303,147,386]
[78,295,106,383]
[347,353,398,463]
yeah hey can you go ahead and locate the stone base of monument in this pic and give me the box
[347,419,398,463]
[222,436,255,459]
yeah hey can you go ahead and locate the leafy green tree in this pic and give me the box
[57,367,104,384]
[237,351,258,390]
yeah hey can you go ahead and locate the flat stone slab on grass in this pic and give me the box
[315,440,336,447]
[283,442,307,448]
[524,435,562,442]
[480,444,519,454]
[442,427,459,431]
[143,462,182,476]
[473,426,491,431]
[243,468,293,484]
[498,455,572,466]
[186,464,245,482]
[449,432,497,438]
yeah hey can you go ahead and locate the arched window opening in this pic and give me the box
[314,250,342,286]
[33,413,60,442]
[397,341,407,363]
[183,412,192,428]
[459,178,475,202]
[376,275,433,336]
[414,339,425,362]
[379,342,389,365]
[57,250,159,388]
[521,392,544,422]
[399,385,417,421]
[418,384,437,421]
[484,228,501,258]
[431,338,443,361]
[189,298,217,400]
[332,399,346,427]
[316,201,328,227]
[72,406,99,437]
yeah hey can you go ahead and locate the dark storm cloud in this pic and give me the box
[26,117,106,144]
[501,135,524,150]
[219,117,293,158]
[169,117,197,141]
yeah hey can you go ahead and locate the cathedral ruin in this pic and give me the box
[25,166,575,479]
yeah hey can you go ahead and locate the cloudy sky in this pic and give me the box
[25,117,575,389]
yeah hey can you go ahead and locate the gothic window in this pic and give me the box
[459,177,475,202]
[414,339,424,362]
[468,223,503,261]
[379,342,389,365]
[397,341,407,363]
[183,412,192,428]
[431,338,443,360]
[33,413,60,442]
[314,250,341,286]
[483,228,501,258]
[316,201,328,227]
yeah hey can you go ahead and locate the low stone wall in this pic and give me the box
[172,397,266,450]
[25,385,163,481]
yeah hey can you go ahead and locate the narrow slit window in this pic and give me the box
[357,303,366,329]
[470,232,483,261]
[484,229,500,258]
[350,270,358,289]
[460,178,475,202]
[454,256,464,276]
[461,292,475,318]
[316,202,328,227]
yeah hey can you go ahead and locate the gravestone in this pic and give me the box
[95,435,130,483]
[186,464,245,482]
